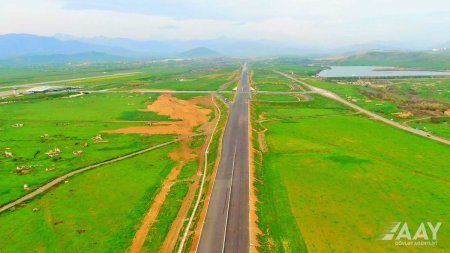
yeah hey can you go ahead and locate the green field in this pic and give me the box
[389,78,450,104]
[141,182,189,252]
[298,76,450,139]
[136,66,238,91]
[252,68,301,92]
[0,59,228,253]
[408,117,450,139]
[252,94,450,252]
[0,90,222,253]
[0,144,178,253]
[0,63,144,87]
[255,94,304,102]
[3,58,448,253]
[329,51,450,70]
[0,92,177,205]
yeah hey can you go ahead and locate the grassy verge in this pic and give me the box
[177,97,229,252]
[141,182,190,252]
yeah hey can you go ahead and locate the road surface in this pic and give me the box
[277,71,450,146]
[197,64,250,253]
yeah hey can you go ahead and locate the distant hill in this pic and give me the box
[0,34,304,63]
[56,34,306,56]
[0,34,131,59]
[178,47,221,58]
[329,51,450,70]
[55,34,179,57]
[0,52,125,66]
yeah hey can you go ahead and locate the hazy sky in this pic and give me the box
[1,0,449,47]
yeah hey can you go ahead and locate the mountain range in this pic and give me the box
[0,33,448,65]
[0,33,300,60]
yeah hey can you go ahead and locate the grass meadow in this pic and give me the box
[252,94,450,252]
[252,68,300,92]
[0,92,176,205]
[0,61,234,252]
[302,77,450,140]
[0,144,178,253]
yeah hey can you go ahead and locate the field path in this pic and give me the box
[277,71,450,146]
[0,139,181,213]
[176,96,223,253]
[160,96,222,253]
[1,72,141,89]
[127,158,184,253]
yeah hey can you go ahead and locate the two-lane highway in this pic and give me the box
[197,64,250,253]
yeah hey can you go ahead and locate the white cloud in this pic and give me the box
[0,0,449,47]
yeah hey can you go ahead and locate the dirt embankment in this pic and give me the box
[249,104,262,252]
[121,94,215,253]
[104,94,212,136]
[160,104,219,253]
[187,101,225,253]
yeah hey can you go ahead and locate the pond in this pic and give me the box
[318,66,450,78]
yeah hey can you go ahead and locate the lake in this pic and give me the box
[318,66,450,78]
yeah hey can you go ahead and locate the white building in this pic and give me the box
[27,86,81,94]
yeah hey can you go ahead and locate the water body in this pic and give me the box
[318,66,450,78]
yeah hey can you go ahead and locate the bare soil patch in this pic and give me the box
[125,94,215,253]
[445,109,450,116]
[127,160,183,253]
[129,88,174,93]
[104,94,212,137]
[392,111,414,119]
[187,100,226,253]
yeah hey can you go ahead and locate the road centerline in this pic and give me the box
[197,64,250,253]
[222,145,238,253]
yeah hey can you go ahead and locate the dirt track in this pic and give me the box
[160,97,221,253]
[125,94,216,253]
[128,139,195,253]
[277,71,450,146]
[177,96,224,253]
[0,140,181,214]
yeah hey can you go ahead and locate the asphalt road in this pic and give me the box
[197,64,250,253]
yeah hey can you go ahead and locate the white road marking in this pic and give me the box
[221,145,238,253]
[177,95,222,253]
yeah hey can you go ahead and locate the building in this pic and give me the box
[26,86,82,94]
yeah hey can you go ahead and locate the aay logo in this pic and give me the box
[379,222,442,246]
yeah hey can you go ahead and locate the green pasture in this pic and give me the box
[0,144,178,253]
[409,117,450,139]
[390,78,450,104]
[254,94,301,102]
[253,94,450,252]
[0,92,177,205]
[137,67,238,91]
